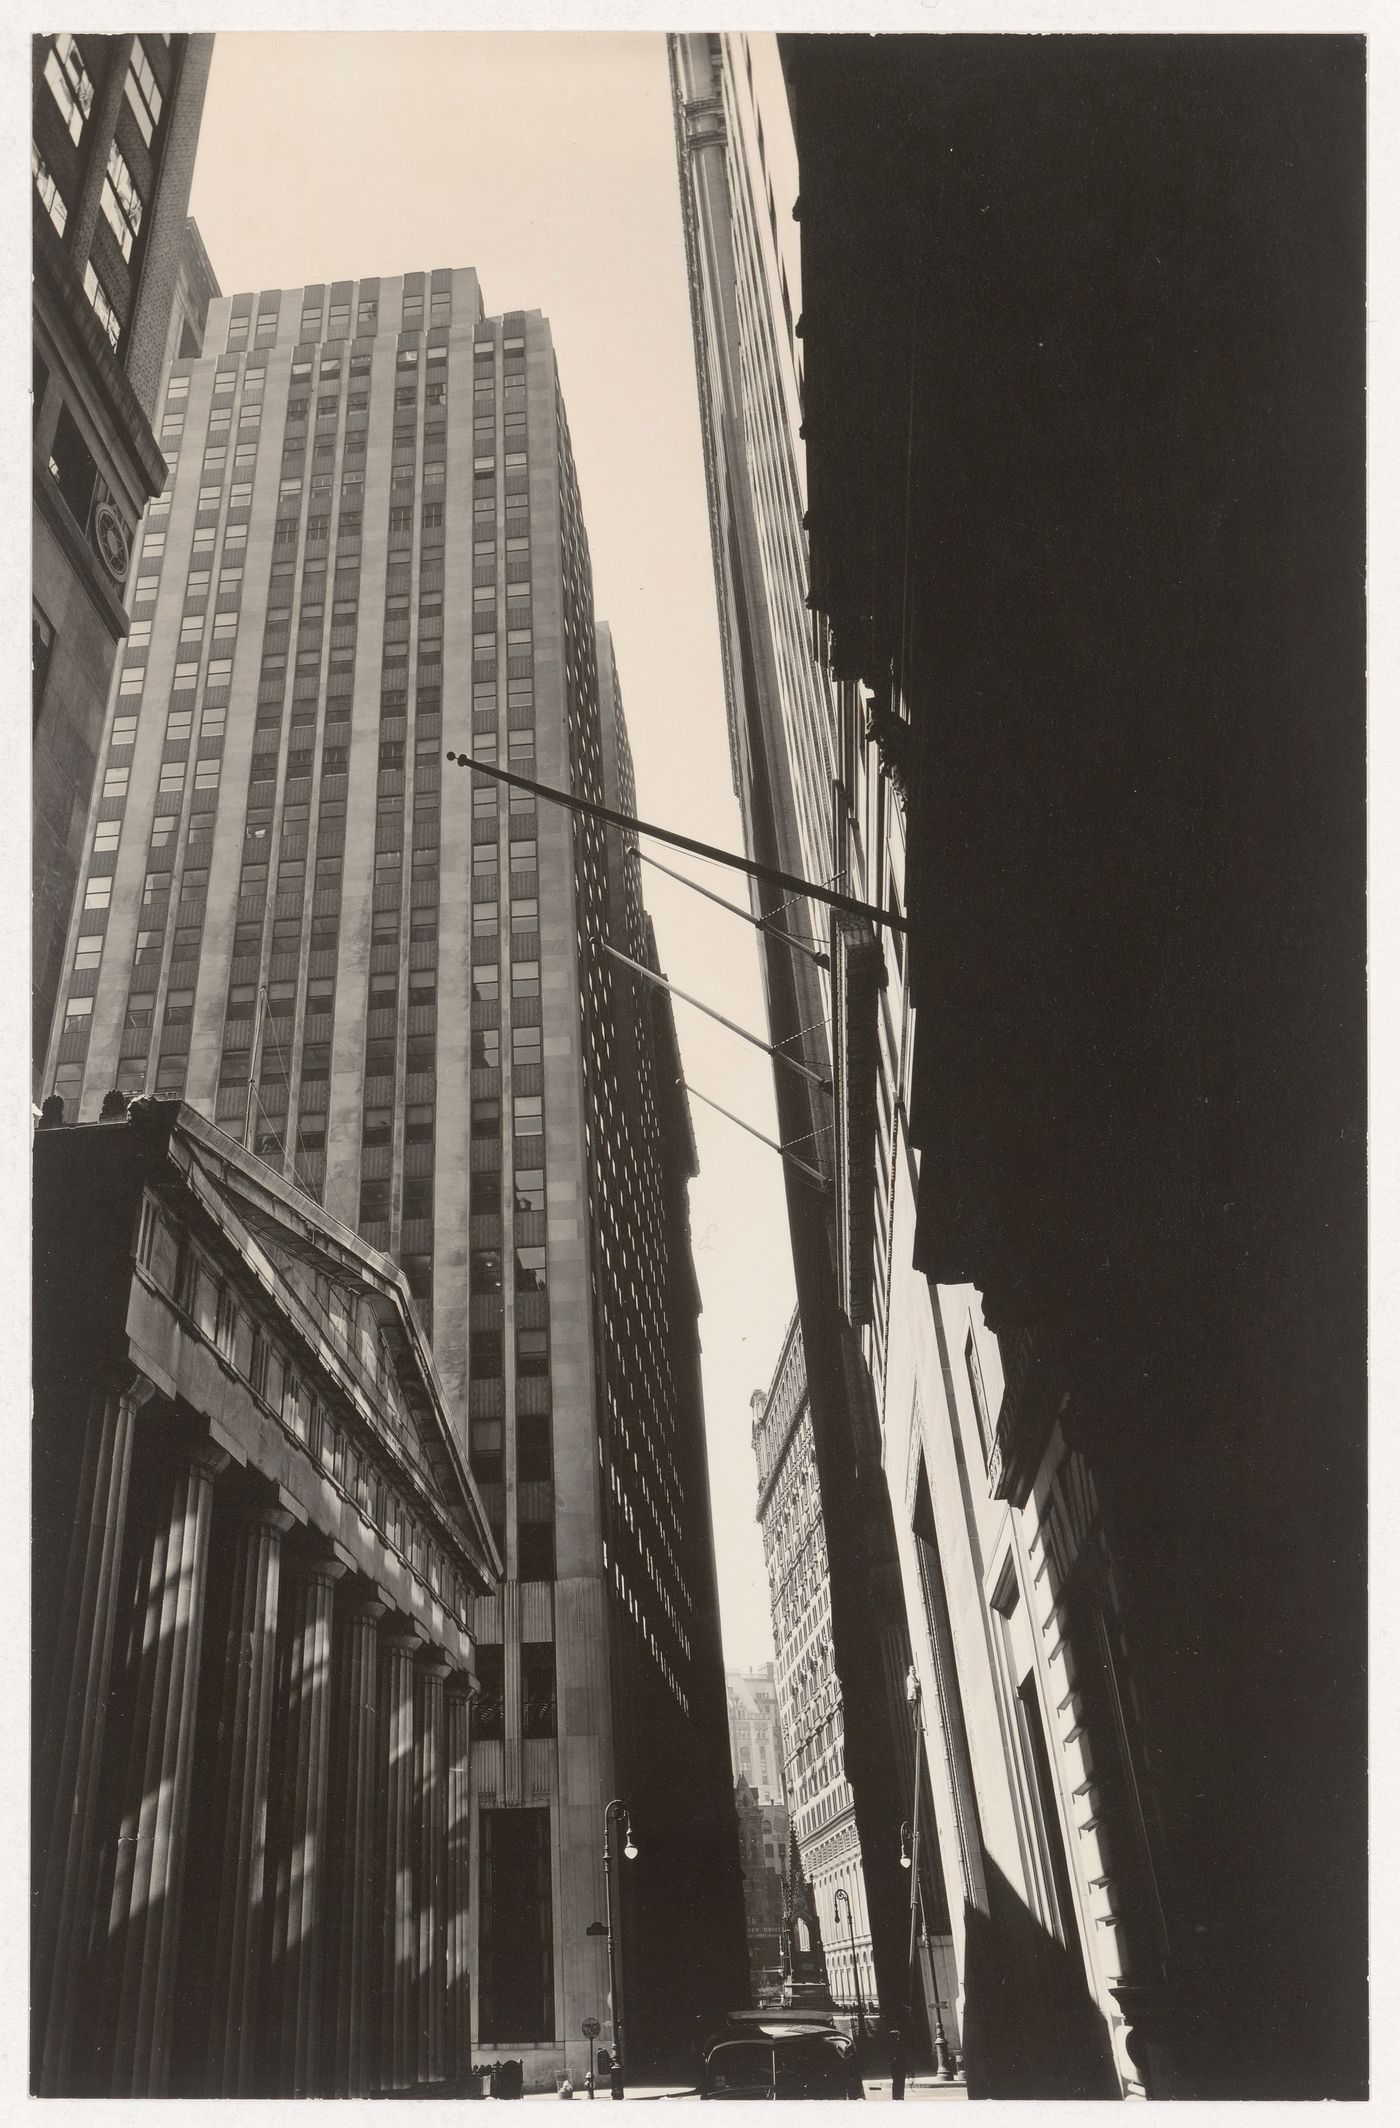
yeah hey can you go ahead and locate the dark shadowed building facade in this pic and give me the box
[669,30,926,2065]
[733,1776,790,2003]
[32,1099,500,2097]
[781,31,1367,2101]
[33,34,215,1086]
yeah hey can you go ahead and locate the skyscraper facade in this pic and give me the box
[777,33,1365,2101]
[33,33,215,1084]
[670,27,927,2052]
[44,266,742,2088]
[673,28,1242,2098]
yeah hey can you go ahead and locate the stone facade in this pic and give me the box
[669,28,920,2044]
[32,35,214,1086]
[32,1098,499,2096]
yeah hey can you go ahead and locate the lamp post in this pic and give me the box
[602,1800,637,2099]
[895,1669,954,2097]
[833,1886,867,2048]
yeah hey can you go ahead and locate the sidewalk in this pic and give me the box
[517,2088,698,2103]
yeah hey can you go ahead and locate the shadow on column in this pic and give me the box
[960,1858,1119,2099]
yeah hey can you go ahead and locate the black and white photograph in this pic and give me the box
[22,10,1371,2108]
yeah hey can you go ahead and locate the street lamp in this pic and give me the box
[833,1886,867,2047]
[893,1669,954,2099]
[602,1800,638,2099]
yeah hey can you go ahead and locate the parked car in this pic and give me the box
[700,2012,864,2101]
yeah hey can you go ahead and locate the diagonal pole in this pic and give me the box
[631,848,830,969]
[445,749,906,933]
[681,1079,829,1188]
[594,939,829,1091]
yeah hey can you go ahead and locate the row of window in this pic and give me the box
[356,375,443,1282]
[231,284,453,353]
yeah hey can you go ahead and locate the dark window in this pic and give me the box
[516,1328,549,1378]
[518,1411,552,1481]
[471,1249,503,1295]
[522,1643,556,1739]
[471,1327,503,1379]
[47,403,98,526]
[475,1643,505,1741]
[514,1168,545,1214]
[32,603,55,727]
[965,1329,994,1465]
[515,1246,547,1295]
[479,1806,554,2043]
[518,1521,555,1582]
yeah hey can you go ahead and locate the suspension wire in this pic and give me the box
[771,1011,833,1055]
[773,1120,836,1155]
[680,1078,829,1189]
[764,862,849,929]
[631,847,830,968]
[593,938,830,1091]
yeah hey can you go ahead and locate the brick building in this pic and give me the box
[33,34,215,1083]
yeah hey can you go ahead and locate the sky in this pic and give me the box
[187,31,790,1670]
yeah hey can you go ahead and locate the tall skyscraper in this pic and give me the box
[676,27,1365,2102]
[669,28,925,2046]
[33,33,215,1084]
[45,267,743,2088]
[671,30,1143,2091]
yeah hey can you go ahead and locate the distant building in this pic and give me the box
[33,34,215,1087]
[40,267,744,2088]
[31,1098,500,2096]
[752,1314,902,2031]
[732,1777,788,2002]
[780,1826,831,2001]
[726,1663,785,1804]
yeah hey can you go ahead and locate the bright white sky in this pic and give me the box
[188,31,789,1668]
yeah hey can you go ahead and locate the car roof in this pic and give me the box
[704,2015,851,2049]
[714,2008,844,2027]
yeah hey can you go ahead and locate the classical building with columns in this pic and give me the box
[32,1095,500,2097]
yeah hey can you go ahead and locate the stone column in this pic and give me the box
[206,1500,296,2096]
[325,1589,386,2097]
[34,1368,152,2097]
[266,1547,347,2097]
[379,1623,423,2093]
[416,1653,452,2087]
[444,1674,475,2082]
[104,1434,228,2097]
